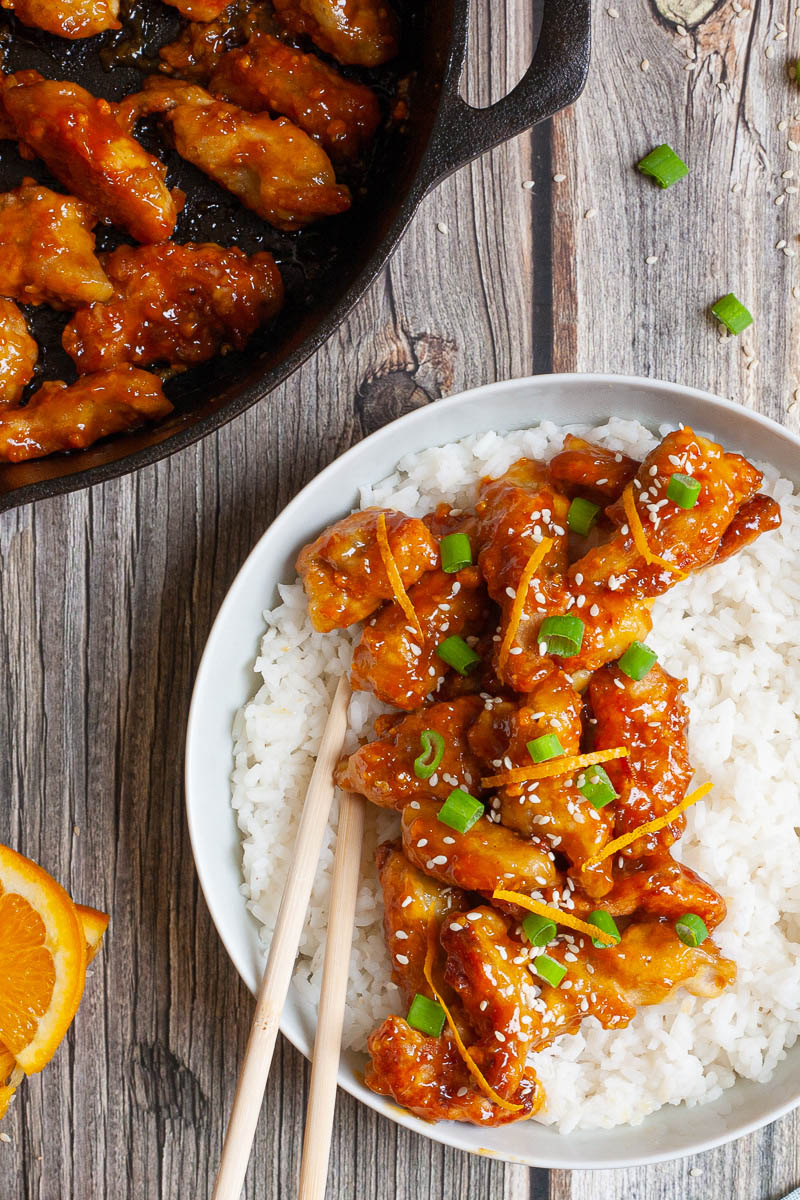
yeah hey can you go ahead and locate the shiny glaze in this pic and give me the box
[714,493,782,563]
[335,695,486,809]
[210,32,381,162]
[589,662,692,856]
[158,0,271,80]
[401,797,558,893]
[570,852,727,930]
[273,0,400,68]
[1,0,120,37]
[549,433,639,499]
[0,299,38,409]
[1,72,179,244]
[0,367,171,463]
[296,507,438,633]
[351,565,488,710]
[62,242,284,373]
[0,182,112,309]
[163,0,229,18]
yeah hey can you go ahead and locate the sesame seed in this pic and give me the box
[765,45,775,58]
[645,254,659,265]
[607,5,619,14]
[436,221,449,234]
[417,838,428,848]
[779,119,789,131]
[395,953,409,965]
[640,59,650,72]
[395,930,408,940]
[584,207,597,219]
[553,173,567,183]
[401,896,412,908]
[457,1086,469,1096]
[467,912,482,921]
[432,855,448,866]
[522,179,535,190]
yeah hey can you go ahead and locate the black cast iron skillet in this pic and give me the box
[0,0,591,513]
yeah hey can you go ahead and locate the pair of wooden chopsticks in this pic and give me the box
[212,675,364,1200]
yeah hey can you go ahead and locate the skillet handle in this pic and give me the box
[420,0,592,194]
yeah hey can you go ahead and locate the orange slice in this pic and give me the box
[76,904,109,964]
[0,844,87,1075]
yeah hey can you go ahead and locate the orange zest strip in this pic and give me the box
[481,747,628,791]
[622,483,687,579]
[423,921,524,1114]
[492,889,618,947]
[581,780,714,868]
[376,510,424,641]
[496,537,554,678]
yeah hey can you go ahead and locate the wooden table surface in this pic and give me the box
[1,2,799,1197]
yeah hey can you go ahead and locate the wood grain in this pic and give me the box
[0,1,798,1198]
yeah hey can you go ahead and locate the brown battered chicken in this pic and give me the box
[0,183,112,309]
[273,0,400,67]
[0,367,172,462]
[1,72,180,244]
[210,32,381,162]
[62,242,284,373]
[0,0,120,37]
[0,299,37,408]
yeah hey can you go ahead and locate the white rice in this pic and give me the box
[230,417,800,1132]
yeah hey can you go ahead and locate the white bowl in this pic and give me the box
[185,373,800,1168]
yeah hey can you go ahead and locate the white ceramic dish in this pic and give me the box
[185,373,800,1168]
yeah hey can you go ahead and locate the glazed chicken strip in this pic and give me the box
[62,242,284,373]
[335,696,485,810]
[210,32,381,162]
[0,0,120,37]
[1,72,179,245]
[0,183,112,308]
[402,798,559,893]
[366,1016,540,1125]
[713,493,782,563]
[296,507,438,632]
[549,434,639,500]
[122,80,350,232]
[528,920,736,1051]
[474,664,614,893]
[569,853,727,931]
[350,566,489,710]
[0,367,172,463]
[377,842,466,1004]
[273,0,400,67]
[0,300,38,409]
[158,0,271,80]
[476,459,652,683]
[571,427,764,596]
[442,906,542,1100]
[589,662,692,858]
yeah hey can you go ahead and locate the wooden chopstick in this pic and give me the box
[212,674,352,1200]
[298,788,366,1200]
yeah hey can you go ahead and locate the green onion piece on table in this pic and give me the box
[407,993,447,1037]
[538,614,585,657]
[618,640,658,681]
[711,292,753,335]
[414,730,445,780]
[527,733,564,763]
[587,910,621,948]
[437,635,481,676]
[522,913,557,947]
[676,913,709,947]
[578,765,618,810]
[637,143,689,188]
[533,954,567,987]
[440,532,473,573]
[567,497,601,536]
[666,472,701,509]
[437,787,484,834]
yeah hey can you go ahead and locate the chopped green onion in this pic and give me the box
[666,473,701,509]
[578,765,618,810]
[637,143,689,188]
[675,913,709,947]
[711,292,753,335]
[437,635,481,676]
[533,954,567,988]
[587,910,621,949]
[414,730,445,780]
[522,913,557,947]
[538,614,585,658]
[617,640,658,681]
[440,532,473,573]
[437,787,484,834]
[407,993,446,1037]
[567,497,601,536]
[527,733,564,763]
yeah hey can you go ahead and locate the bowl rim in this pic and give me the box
[185,371,800,1168]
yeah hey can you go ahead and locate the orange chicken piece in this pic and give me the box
[549,433,639,500]
[63,242,283,373]
[0,0,120,37]
[273,0,400,67]
[0,300,37,409]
